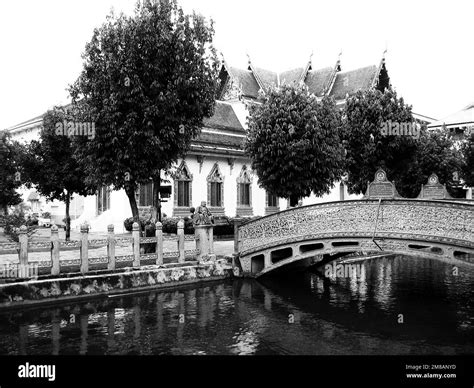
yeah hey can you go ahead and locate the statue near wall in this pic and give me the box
[193,201,214,225]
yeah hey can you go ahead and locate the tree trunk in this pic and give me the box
[152,172,161,222]
[125,185,139,222]
[65,193,71,241]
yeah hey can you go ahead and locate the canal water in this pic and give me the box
[0,255,472,355]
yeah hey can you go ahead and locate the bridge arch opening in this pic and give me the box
[299,243,324,254]
[251,255,265,274]
[271,247,293,264]
[454,250,473,260]
[331,241,359,247]
[408,244,444,255]
[408,244,429,250]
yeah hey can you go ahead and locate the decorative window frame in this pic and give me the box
[236,165,253,216]
[136,182,153,217]
[173,160,193,217]
[265,191,280,215]
[207,162,225,215]
[137,182,153,206]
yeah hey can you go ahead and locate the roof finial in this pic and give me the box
[246,52,251,66]
[335,49,342,71]
[219,51,227,66]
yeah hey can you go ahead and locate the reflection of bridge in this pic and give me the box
[237,199,474,277]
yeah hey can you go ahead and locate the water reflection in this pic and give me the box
[0,255,472,355]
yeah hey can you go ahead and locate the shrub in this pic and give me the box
[123,217,134,232]
[123,217,158,253]
[123,216,150,232]
[1,213,37,242]
[161,217,194,234]
[26,216,39,227]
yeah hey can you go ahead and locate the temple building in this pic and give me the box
[6,53,409,231]
[428,102,474,138]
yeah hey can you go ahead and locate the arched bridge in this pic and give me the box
[236,199,474,277]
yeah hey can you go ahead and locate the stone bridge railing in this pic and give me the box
[0,221,218,279]
[237,199,474,275]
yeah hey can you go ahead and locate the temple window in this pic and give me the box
[138,182,153,207]
[173,161,193,217]
[265,191,279,215]
[207,163,225,215]
[236,165,253,216]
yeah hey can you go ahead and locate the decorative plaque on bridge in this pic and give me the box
[363,169,402,199]
[417,173,452,200]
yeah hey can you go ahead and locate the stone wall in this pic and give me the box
[0,260,232,310]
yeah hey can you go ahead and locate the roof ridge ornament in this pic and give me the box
[372,48,389,89]
[246,53,268,95]
[336,50,342,70]
[323,50,342,96]
[299,51,314,84]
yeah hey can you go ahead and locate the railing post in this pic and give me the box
[132,222,140,268]
[233,216,241,254]
[177,220,185,263]
[194,224,215,263]
[209,224,214,255]
[18,225,28,278]
[107,224,115,270]
[80,223,89,274]
[51,225,60,275]
[156,222,163,266]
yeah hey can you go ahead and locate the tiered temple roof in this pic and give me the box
[217,53,391,103]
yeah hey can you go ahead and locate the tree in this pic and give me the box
[245,83,346,205]
[342,88,467,197]
[398,129,464,197]
[342,88,419,196]
[20,107,97,240]
[461,130,474,188]
[0,130,23,214]
[70,0,219,222]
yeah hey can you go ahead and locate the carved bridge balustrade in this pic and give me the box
[237,199,474,277]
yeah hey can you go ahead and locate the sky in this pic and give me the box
[1,0,473,129]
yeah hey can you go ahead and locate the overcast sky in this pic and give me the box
[1,0,473,129]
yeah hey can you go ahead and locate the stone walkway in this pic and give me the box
[0,228,234,266]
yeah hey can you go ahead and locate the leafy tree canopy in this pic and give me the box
[398,129,464,197]
[461,131,474,187]
[343,88,466,197]
[343,89,419,196]
[0,130,23,212]
[245,83,345,203]
[70,0,219,220]
[20,107,98,239]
